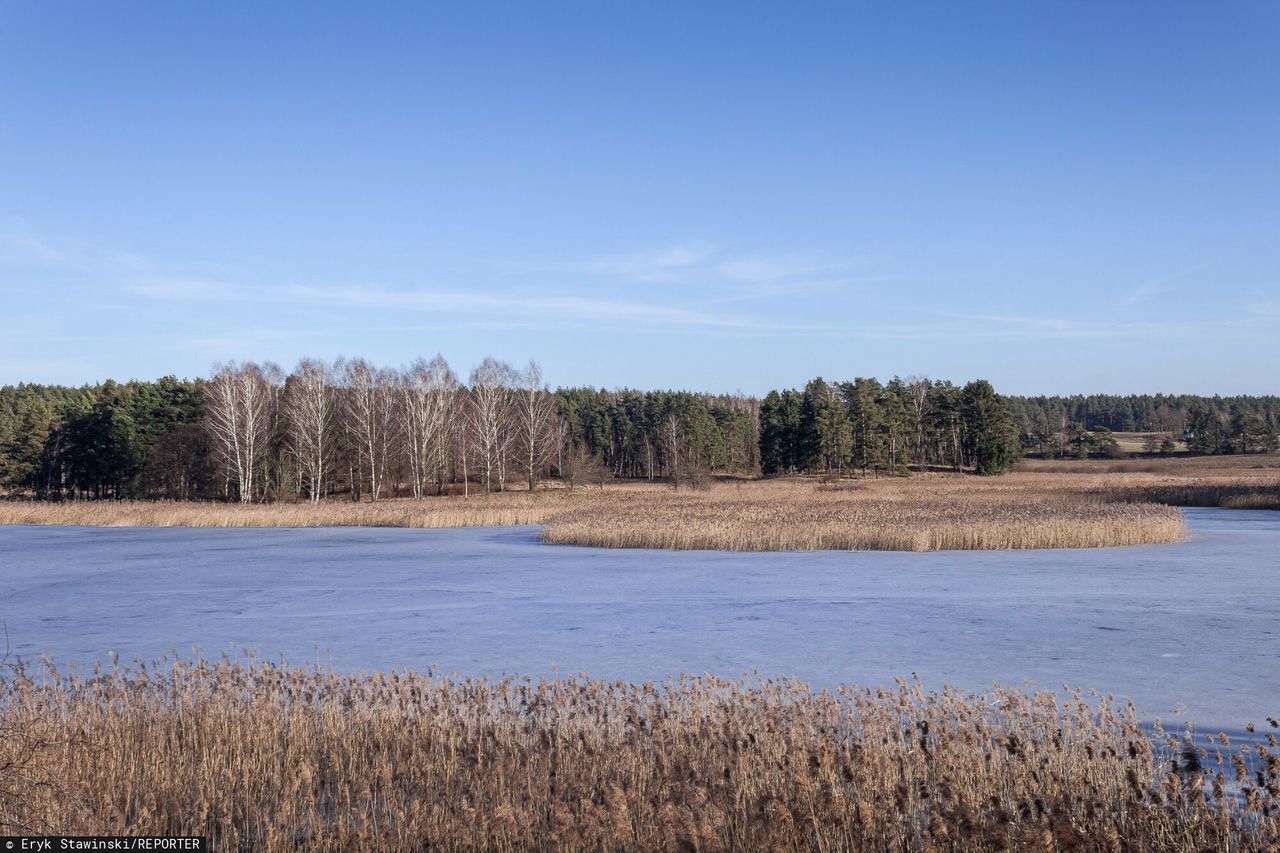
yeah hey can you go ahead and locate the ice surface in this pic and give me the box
[0,508,1276,729]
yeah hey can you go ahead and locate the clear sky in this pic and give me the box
[2,2,1277,395]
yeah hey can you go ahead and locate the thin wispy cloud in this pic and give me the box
[5,223,1276,392]
[534,243,872,288]
[1118,269,1198,307]
[110,278,1280,345]
[935,311,1269,340]
[694,274,903,307]
[0,226,68,264]
[126,278,251,301]
[714,254,837,282]
[1237,282,1280,319]
[538,243,716,282]
[281,283,758,329]
[5,230,874,339]
[11,236,768,333]
[76,256,1280,343]
[0,221,153,273]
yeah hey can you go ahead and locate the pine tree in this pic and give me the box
[1185,403,1221,454]
[960,380,1020,475]
[758,391,788,475]
[881,378,913,473]
[843,378,886,476]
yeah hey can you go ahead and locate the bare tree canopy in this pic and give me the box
[204,361,279,503]
[400,354,457,499]
[282,358,335,503]
[515,359,556,491]
[340,357,398,501]
[468,357,516,493]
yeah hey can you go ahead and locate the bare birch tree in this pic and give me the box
[906,375,932,468]
[452,385,474,498]
[204,361,276,503]
[282,358,335,503]
[261,361,287,501]
[399,354,457,499]
[514,359,555,491]
[468,357,516,493]
[663,407,684,490]
[341,358,398,501]
[553,413,572,484]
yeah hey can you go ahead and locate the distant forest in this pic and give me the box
[0,358,1277,501]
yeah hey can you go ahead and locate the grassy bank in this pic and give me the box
[0,490,577,529]
[2,659,1275,850]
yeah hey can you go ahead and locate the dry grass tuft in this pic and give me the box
[3,659,1276,851]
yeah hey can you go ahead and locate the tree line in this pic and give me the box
[0,357,761,501]
[3,363,1278,501]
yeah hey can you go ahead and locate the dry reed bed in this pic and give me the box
[2,660,1276,851]
[543,477,1189,551]
[0,492,592,529]
[1016,456,1280,476]
[1016,456,1280,511]
[1100,483,1280,511]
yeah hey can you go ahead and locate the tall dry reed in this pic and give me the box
[542,477,1188,551]
[2,659,1276,851]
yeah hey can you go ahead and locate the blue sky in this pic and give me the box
[2,2,1277,395]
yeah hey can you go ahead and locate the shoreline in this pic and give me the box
[0,470,1215,551]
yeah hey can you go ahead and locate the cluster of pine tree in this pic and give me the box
[556,388,758,485]
[1183,402,1280,455]
[758,377,1021,477]
[0,378,207,500]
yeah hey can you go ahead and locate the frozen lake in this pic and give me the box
[1,508,1276,729]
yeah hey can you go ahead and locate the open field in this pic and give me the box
[1109,432,1188,454]
[2,455,1277,550]
[2,659,1276,851]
